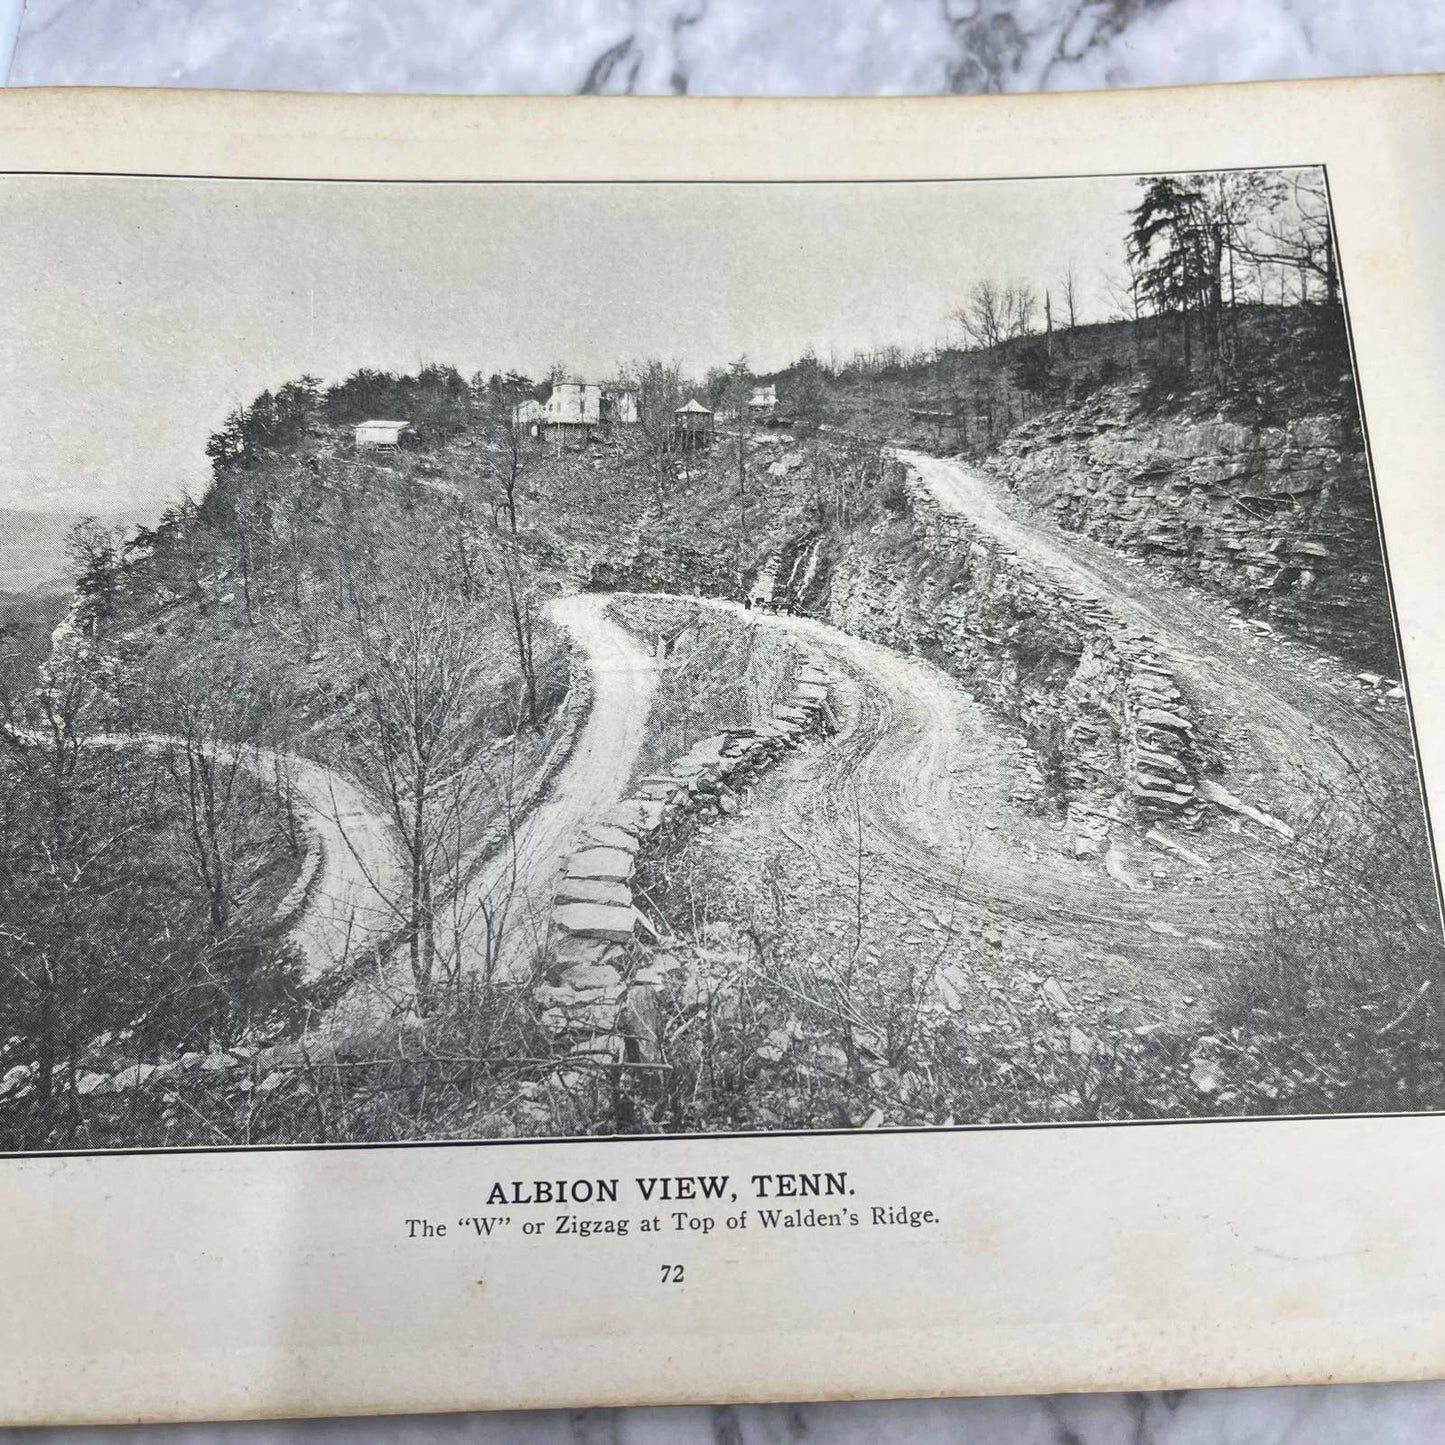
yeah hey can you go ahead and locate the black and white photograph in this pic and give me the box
[0,165,1437,1153]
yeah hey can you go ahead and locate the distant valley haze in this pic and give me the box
[0,507,132,593]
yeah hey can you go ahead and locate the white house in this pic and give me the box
[748,384,778,413]
[354,419,412,449]
[544,382,602,431]
[602,387,640,425]
[542,381,641,438]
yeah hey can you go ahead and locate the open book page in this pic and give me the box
[0,76,1443,1424]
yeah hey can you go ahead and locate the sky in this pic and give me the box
[0,172,1143,523]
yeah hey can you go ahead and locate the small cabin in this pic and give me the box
[354,419,412,450]
[511,398,545,437]
[748,383,778,414]
[673,398,715,451]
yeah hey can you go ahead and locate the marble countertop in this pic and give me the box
[6,0,1445,95]
[3,1,1445,1441]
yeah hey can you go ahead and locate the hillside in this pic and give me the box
[761,305,1357,456]
[1,312,1439,1149]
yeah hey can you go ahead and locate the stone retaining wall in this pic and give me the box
[533,655,837,1076]
[898,461,1199,817]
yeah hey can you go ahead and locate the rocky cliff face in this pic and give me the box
[986,389,1395,670]
[817,473,1202,821]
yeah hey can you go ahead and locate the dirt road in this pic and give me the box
[639,598,1232,972]
[270,750,407,978]
[458,592,657,980]
[895,448,1413,816]
[81,733,405,980]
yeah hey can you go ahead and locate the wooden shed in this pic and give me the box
[511,398,545,436]
[354,419,412,450]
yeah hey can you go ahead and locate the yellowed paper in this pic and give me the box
[1,77,1444,1424]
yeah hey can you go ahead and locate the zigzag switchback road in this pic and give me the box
[896,448,1413,819]
[623,594,1232,970]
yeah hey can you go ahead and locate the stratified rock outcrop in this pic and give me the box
[987,392,1392,669]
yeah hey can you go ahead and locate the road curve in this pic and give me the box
[618,595,1232,965]
[73,732,406,979]
[895,448,1412,817]
[459,591,658,980]
[265,748,407,977]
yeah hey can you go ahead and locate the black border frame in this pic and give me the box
[2,158,1441,1162]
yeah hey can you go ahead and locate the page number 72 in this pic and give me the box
[660,1264,685,1284]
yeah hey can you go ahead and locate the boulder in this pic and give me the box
[556,877,635,908]
[1040,978,1074,1014]
[1198,779,1294,839]
[606,798,665,836]
[1132,781,1188,808]
[636,777,685,802]
[1135,746,1187,778]
[632,951,686,985]
[1136,770,1189,795]
[670,735,732,776]
[565,847,635,883]
[554,902,643,943]
[580,822,640,854]
[1145,828,1211,870]
[551,935,622,971]
[560,961,625,992]
[563,1000,623,1034]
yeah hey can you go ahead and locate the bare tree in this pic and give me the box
[1005,283,1038,340]
[496,549,541,731]
[954,280,1008,351]
[725,357,754,589]
[1236,170,1338,307]
[480,398,530,536]
[955,278,1038,348]
[1061,263,1080,330]
[629,357,688,498]
[350,583,497,996]
[160,709,245,932]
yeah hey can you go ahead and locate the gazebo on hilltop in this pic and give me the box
[672,398,715,452]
